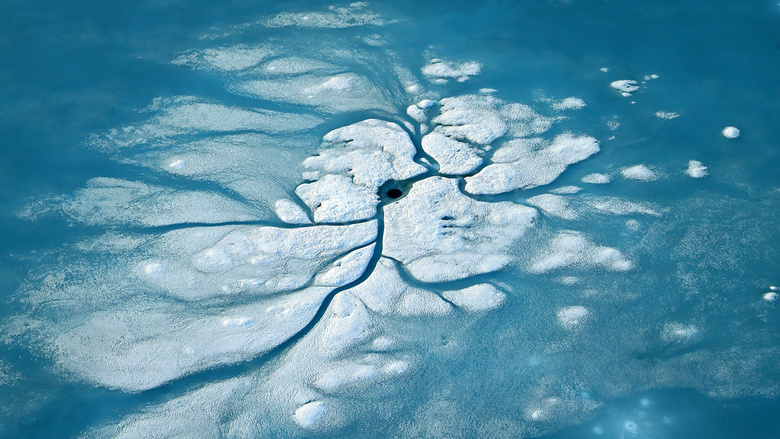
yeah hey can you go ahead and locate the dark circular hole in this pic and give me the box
[387,188,402,199]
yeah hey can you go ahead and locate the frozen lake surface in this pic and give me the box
[1,1,779,438]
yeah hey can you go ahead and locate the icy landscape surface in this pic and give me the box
[1,1,779,438]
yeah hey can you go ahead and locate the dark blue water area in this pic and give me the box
[1,0,779,438]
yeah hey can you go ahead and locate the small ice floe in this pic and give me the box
[421,59,482,83]
[556,306,591,330]
[582,173,611,184]
[763,292,778,302]
[654,111,679,120]
[621,165,658,181]
[722,126,740,139]
[685,160,708,178]
[610,80,640,96]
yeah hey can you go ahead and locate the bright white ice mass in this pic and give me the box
[5,3,778,439]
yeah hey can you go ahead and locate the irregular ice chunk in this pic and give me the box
[582,173,611,184]
[722,126,740,139]
[655,111,680,120]
[530,231,632,273]
[550,97,587,111]
[421,131,483,175]
[685,160,708,178]
[274,199,312,224]
[62,178,261,227]
[465,134,600,194]
[422,60,482,83]
[238,73,393,113]
[527,194,578,220]
[610,80,639,95]
[621,165,658,181]
[383,177,538,282]
[556,306,591,330]
[296,119,427,222]
[441,284,506,312]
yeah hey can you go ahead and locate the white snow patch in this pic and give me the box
[274,199,312,224]
[530,231,633,273]
[621,165,658,181]
[441,284,506,312]
[685,160,708,178]
[465,134,599,194]
[422,60,482,83]
[722,126,740,139]
[582,173,611,184]
[610,80,639,95]
[556,306,591,330]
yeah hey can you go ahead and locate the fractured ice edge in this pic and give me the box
[5,3,779,438]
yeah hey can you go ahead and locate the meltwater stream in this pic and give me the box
[1,1,779,438]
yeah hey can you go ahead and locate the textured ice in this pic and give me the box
[421,131,483,175]
[173,45,275,72]
[527,194,578,220]
[621,164,659,181]
[655,111,680,119]
[274,199,312,224]
[441,284,507,312]
[63,178,261,227]
[722,126,741,139]
[91,97,323,150]
[238,73,394,114]
[383,177,538,282]
[422,59,482,83]
[610,79,640,95]
[9,4,780,438]
[530,231,633,273]
[582,172,611,184]
[296,119,426,222]
[465,134,599,194]
[686,160,708,178]
[263,3,386,29]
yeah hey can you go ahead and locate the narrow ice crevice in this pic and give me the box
[465,134,599,195]
[382,177,538,283]
[143,221,378,300]
[295,119,427,223]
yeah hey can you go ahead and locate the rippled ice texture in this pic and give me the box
[2,1,779,438]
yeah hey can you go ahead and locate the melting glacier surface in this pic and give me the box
[1,1,779,438]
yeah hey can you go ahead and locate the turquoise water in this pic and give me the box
[1,1,779,438]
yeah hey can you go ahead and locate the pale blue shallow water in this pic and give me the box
[1,1,779,438]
